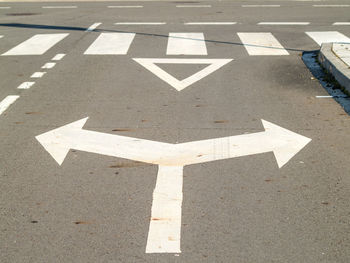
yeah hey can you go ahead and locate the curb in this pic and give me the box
[318,43,350,94]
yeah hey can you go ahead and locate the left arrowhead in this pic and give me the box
[36,117,89,165]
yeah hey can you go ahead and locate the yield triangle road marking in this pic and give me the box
[133,58,233,91]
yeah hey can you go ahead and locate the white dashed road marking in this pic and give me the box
[0,95,19,115]
[42,62,56,69]
[108,5,143,8]
[31,72,46,78]
[176,5,211,8]
[258,22,310,25]
[333,22,350,25]
[115,22,166,25]
[52,53,66,61]
[242,5,280,7]
[42,6,77,8]
[184,22,237,25]
[86,22,102,32]
[17,82,35,89]
[313,5,350,7]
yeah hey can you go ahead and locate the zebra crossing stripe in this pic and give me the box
[237,32,289,56]
[305,31,350,46]
[167,33,207,55]
[84,33,136,55]
[1,34,69,56]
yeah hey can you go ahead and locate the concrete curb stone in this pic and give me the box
[318,42,350,94]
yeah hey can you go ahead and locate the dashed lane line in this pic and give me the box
[313,5,350,7]
[115,22,166,25]
[86,22,102,32]
[42,6,77,9]
[108,5,143,8]
[184,22,236,25]
[0,95,19,116]
[258,22,310,25]
[42,62,56,69]
[52,54,66,61]
[242,5,280,7]
[333,22,350,25]
[176,5,211,8]
[17,82,35,89]
[31,72,46,78]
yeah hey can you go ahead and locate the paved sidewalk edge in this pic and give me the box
[318,43,350,94]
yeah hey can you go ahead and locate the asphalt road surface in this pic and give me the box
[1,1,350,262]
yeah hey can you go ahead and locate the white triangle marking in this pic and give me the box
[133,58,233,91]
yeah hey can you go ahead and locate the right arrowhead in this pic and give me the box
[35,117,89,165]
[262,120,312,168]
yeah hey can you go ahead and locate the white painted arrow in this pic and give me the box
[36,118,311,253]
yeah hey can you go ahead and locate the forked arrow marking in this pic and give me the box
[36,118,311,253]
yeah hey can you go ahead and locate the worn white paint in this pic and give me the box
[237,32,289,55]
[133,58,232,91]
[36,118,311,170]
[0,35,3,39]
[42,62,56,69]
[31,72,46,78]
[167,33,207,55]
[108,5,143,8]
[86,22,101,32]
[313,5,350,7]
[52,53,66,61]
[176,5,211,7]
[115,22,165,25]
[184,22,236,25]
[316,95,333,98]
[0,7,10,9]
[84,33,135,55]
[258,22,310,25]
[2,34,68,56]
[42,6,77,8]
[333,22,350,25]
[146,165,183,253]
[0,95,19,115]
[306,31,350,46]
[242,5,280,7]
[17,82,35,89]
[36,118,311,253]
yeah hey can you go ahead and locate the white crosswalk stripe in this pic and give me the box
[305,31,350,46]
[84,33,136,55]
[237,32,289,55]
[1,33,69,56]
[166,33,207,55]
[0,30,349,57]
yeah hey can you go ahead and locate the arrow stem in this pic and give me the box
[146,165,183,253]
